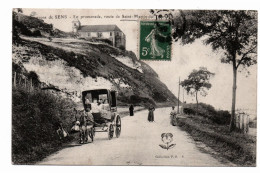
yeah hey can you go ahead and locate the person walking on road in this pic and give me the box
[170,106,177,126]
[129,104,134,116]
[148,105,155,122]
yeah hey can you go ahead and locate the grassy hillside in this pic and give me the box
[13,11,179,107]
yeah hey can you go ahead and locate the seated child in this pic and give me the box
[91,99,100,113]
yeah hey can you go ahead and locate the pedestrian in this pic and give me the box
[129,104,134,116]
[170,106,177,126]
[148,105,155,122]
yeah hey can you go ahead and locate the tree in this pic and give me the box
[181,67,214,115]
[153,10,257,132]
[17,8,23,13]
[30,11,37,17]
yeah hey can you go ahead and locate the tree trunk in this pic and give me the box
[177,77,180,114]
[229,58,237,132]
[195,91,198,115]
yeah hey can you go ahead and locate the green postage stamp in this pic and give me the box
[139,21,172,60]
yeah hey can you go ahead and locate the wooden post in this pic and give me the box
[177,77,180,114]
[14,72,17,88]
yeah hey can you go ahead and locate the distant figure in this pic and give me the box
[148,105,155,122]
[129,104,134,116]
[170,106,177,126]
[48,36,52,42]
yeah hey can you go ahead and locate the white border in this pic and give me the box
[1,0,259,173]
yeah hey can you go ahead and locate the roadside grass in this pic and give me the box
[177,114,256,166]
[12,87,77,164]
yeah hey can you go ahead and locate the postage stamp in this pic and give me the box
[139,21,172,60]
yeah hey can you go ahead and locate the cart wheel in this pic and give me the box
[115,115,121,138]
[108,124,114,140]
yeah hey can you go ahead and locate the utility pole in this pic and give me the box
[177,77,180,114]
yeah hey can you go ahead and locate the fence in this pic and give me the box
[235,112,249,133]
[13,71,32,91]
[13,71,80,100]
[12,71,48,91]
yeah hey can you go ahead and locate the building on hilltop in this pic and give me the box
[72,19,126,49]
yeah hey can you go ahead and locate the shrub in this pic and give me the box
[212,110,231,125]
[129,95,155,107]
[183,103,231,125]
[32,30,41,37]
[152,91,167,102]
[183,107,196,115]
[118,45,125,50]
[12,87,76,164]
[117,94,155,107]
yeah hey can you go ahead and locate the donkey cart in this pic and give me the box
[82,88,122,140]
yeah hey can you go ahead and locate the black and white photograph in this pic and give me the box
[9,7,257,167]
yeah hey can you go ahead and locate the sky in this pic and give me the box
[22,9,257,111]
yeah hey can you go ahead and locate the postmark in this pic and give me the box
[139,21,172,60]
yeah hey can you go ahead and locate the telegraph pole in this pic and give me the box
[177,77,180,114]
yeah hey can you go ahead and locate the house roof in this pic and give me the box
[78,25,123,32]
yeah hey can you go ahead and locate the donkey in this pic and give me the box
[73,108,94,144]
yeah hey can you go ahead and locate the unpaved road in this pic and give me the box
[38,107,232,166]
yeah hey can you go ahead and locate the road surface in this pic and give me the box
[38,107,231,166]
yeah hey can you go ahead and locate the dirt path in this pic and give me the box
[38,107,232,166]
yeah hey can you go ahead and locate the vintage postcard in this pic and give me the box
[12,9,257,166]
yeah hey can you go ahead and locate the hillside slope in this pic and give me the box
[12,12,179,106]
